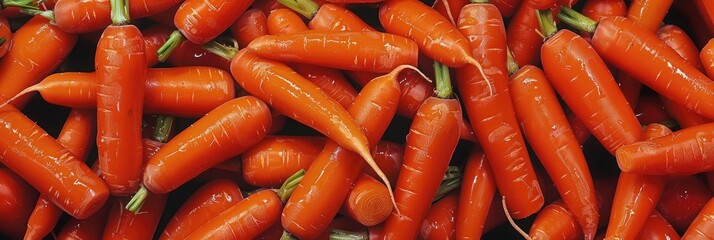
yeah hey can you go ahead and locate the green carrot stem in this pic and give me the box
[125,186,148,213]
[281,231,298,240]
[329,229,369,240]
[153,116,174,143]
[434,62,453,99]
[556,6,598,34]
[157,30,185,62]
[109,0,130,25]
[277,0,319,19]
[278,169,306,203]
[433,178,461,203]
[202,40,239,61]
[19,9,54,23]
[536,9,558,38]
[506,48,519,75]
[2,0,38,9]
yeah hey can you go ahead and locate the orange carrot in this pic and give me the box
[341,173,394,226]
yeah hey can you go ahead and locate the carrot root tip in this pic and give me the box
[503,196,532,240]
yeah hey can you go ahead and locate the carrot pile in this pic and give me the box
[3,0,714,239]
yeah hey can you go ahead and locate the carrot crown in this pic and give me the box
[1,0,38,9]
[110,0,130,25]
[536,9,558,38]
[278,0,319,19]
[202,38,239,61]
[507,48,519,75]
[434,62,454,99]
[557,6,598,34]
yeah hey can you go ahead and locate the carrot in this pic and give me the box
[307,3,375,31]
[634,93,674,126]
[55,198,113,240]
[490,0,521,17]
[160,179,244,240]
[147,3,178,27]
[0,15,9,58]
[185,189,282,240]
[255,0,289,15]
[231,49,395,208]
[0,167,38,239]
[540,13,643,155]
[682,197,714,239]
[528,0,556,10]
[454,146,495,239]
[24,109,96,240]
[506,3,546,67]
[529,201,582,240]
[230,8,269,48]
[421,191,458,240]
[657,24,711,128]
[102,193,168,240]
[30,0,181,33]
[267,8,309,34]
[341,173,394,226]
[0,16,76,109]
[143,96,272,194]
[559,9,714,120]
[703,39,714,78]
[241,136,327,187]
[636,211,680,240]
[155,0,253,61]
[457,2,543,219]
[605,123,672,239]
[246,30,418,73]
[432,0,468,25]
[582,0,626,22]
[281,64,404,239]
[657,175,714,232]
[510,65,598,239]
[142,24,234,71]
[693,0,714,40]
[382,62,462,239]
[626,0,673,33]
[363,141,404,186]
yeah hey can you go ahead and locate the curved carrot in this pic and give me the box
[457,3,543,219]
[246,30,418,73]
[382,62,462,239]
[605,123,671,239]
[241,136,326,187]
[0,16,76,109]
[0,102,108,219]
[281,64,403,239]
[45,0,181,33]
[583,0,626,21]
[510,65,598,238]
[363,141,404,186]
[421,191,458,240]
[0,16,9,58]
[185,189,282,240]
[636,211,680,240]
[657,175,714,233]
[143,96,272,194]
[55,198,113,240]
[432,0,468,25]
[341,173,393,226]
[230,8,269,48]
[231,49,394,205]
[24,109,96,240]
[455,146,495,239]
[540,18,642,155]
[702,39,714,79]
[0,167,38,239]
[160,179,244,240]
[529,201,582,240]
[559,11,714,120]
[626,0,673,33]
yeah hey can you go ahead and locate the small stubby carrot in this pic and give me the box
[455,146,495,239]
[657,175,714,233]
[0,101,108,219]
[540,14,642,155]
[341,173,394,227]
[510,64,598,239]
[702,39,714,79]
[230,8,269,48]
[529,201,582,240]
[0,15,9,58]
[39,0,181,33]
[55,198,113,240]
[605,123,672,240]
[185,189,282,240]
[231,49,394,203]
[0,16,76,109]
[626,0,673,33]
[160,179,244,240]
[0,167,38,239]
[24,109,96,240]
[143,96,272,194]
[281,64,404,240]
[421,191,458,240]
[246,30,418,73]
[458,2,543,219]
[363,141,404,186]
[636,211,680,240]
[382,62,462,239]
[583,0,626,22]
[241,136,327,187]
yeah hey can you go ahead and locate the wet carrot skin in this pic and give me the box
[455,147,495,239]
[231,8,269,48]
[626,0,674,33]
[53,0,182,33]
[636,211,680,240]
[241,136,327,187]
[701,39,714,79]
[308,3,376,32]
[682,197,714,239]
[174,0,254,44]
[56,198,113,240]
[529,201,582,240]
[432,0,468,25]
[582,0,626,22]
[420,191,458,240]
[0,167,38,239]
[657,175,713,233]
[363,141,404,186]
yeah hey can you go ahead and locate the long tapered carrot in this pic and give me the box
[605,123,672,239]
[24,109,96,240]
[382,62,462,239]
[455,146,495,239]
[626,0,673,33]
[702,39,714,79]
[160,179,244,240]
[540,13,643,155]
[241,136,327,187]
[0,167,38,239]
[281,64,404,239]
[341,173,394,226]
[231,8,268,48]
[457,2,543,219]
[657,175,713,233]
[231,49,395,208]
[559,9,714,120]
[0,16,76,109]
[143,96,272,194]
[636,211,680,240]
[510,65,598,239]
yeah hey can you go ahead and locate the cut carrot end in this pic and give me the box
[359,149,399,216]
[0,84,40,110]
[157,30,185,62]
[465,57,494,97]
[278,169,305,203]
[503,196,533,240]
[125,185,149,213]
[329,228,369,240]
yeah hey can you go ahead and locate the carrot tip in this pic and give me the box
[0,84,41,110]
[503,196,532,240]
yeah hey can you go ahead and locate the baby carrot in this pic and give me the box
[159,179,244,240]
[241,136,326,187]
[341,173,394,226]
